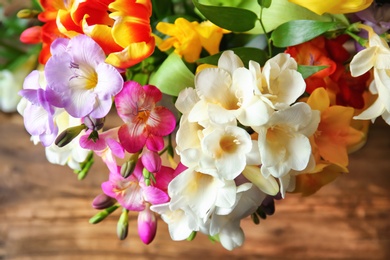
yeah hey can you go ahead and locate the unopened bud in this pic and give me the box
[55,124,86,147]
[92,194,116,210]
[120,160,136,178]
[89,204,120,224]
[117,209,129,240]
[186,231,197,241]
[251,213,260,225]
[17,9,40,19]
[141,150,161,173]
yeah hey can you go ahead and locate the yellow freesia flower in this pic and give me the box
[156,18,229,63]
[288,0,373,15]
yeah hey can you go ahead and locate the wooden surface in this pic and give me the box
[0,111,390,260]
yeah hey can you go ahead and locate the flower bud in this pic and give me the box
[92,194,116,210]
[17,9,40,19]
[120,160,136,178]
[186,231,197,241]
[89,204,120,224]
[141,150,161,173]
[117,209,129,240]
[137,205,157,245]
[55,124,86,147]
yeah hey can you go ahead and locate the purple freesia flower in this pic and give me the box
[18,70,62,146]
[355,3,390,35]
[44,35,124,118]
[101,160,174,211]
[115,81,176,153]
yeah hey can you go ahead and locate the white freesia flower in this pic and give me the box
[250,53,306,110]
[254,102,320,179]
[188,51,272,127]
[0,55,37,112]
[150,203,197,241]
[168,167,237,221]
[209,183,266,250]
[350,25,390,124]
[199,125,258,180]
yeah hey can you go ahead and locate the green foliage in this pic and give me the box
[298,65,328,79]
[192,0,258,32]
[271,20,341,47]
[149,52,195,97]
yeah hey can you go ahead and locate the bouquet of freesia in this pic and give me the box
[13,0,390,250]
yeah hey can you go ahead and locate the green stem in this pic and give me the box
[258,8,272,58]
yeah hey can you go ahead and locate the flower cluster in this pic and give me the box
[9,0,390,251]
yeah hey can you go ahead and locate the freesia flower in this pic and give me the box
[17,70,61,146]
[254,102,320,179]
[306,88,365,168]
[80,127,124,173]
[288,0,373,15]
[189,51,272,127]
[209,183,266,250]
[156,18,230,63]
[44,35,124,118]
[350,24,390,124]
[198,125,258,180]
[250,53,306,110]
[115,81,176,153]
[101,161,174,211]
[168,167,237,221]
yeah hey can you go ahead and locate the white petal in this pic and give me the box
[217,51,244,74]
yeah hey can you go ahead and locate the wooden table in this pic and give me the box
[1,111,389,260]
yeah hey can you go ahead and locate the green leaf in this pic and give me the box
[257,0,272,8]
[298,65,328,79]
[271,20,340,47]
[197,47,268,67]
[149,53,195,96]
[192,0,258,32]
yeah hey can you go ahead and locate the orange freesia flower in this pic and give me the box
[21,0,154,68]
[288,0,373,15]
[156,18,230,63]
[307,88,365,168]
[293,88,367,196]
[20,0,73,64]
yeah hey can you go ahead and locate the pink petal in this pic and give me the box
[147,106,176,136]
[143,84,162,103]
[118,123,148,153]
[143,186,169,205]
[145,135,164,152]
[137,206,157,245]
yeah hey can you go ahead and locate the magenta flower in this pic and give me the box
[138,204,158,244]
[44,35,124,118]
[79,128,124,173]
[115,81,176,153]
[101,161,174,211]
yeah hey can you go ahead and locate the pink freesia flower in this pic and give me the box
[138,204,158,244]
[44,35,124,118]
[115,81,176,153]
[79,128,124,173]
[101,161,174,211]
